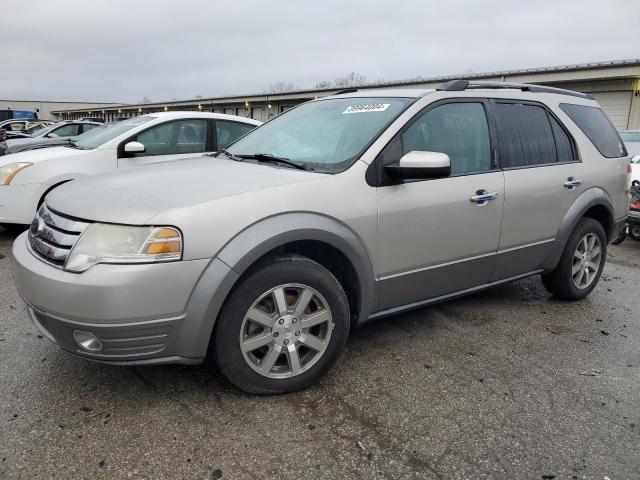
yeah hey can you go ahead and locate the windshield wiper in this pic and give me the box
[211,148,242,161]
[236,153,311,171]
[63,140,84,150]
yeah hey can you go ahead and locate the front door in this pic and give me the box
[118,118,211,168]
[375,100,504,311]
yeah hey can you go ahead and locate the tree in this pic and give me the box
[139,96,152,104]
[314,72,367,90]
[265,81,295,94]
[195,94,203,99]
[333,72,366,88]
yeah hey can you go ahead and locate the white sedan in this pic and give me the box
[0,112,260,224]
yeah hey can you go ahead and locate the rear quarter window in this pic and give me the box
[559,104,627,158]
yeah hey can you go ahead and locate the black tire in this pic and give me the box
[212,254,350,394]
[611,227,626,245]
[629,225,640,241]
[542,218,607,301]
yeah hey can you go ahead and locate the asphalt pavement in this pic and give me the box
[1,225,638,480]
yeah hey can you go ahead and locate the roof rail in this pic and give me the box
[333,88,358,95]
[436,79,593,99]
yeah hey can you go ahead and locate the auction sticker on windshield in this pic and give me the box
[342,104,390,114]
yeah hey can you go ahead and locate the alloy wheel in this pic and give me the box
[239,284,334,379]
[571,233,602,289]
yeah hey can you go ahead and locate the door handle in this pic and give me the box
[470,189,499,205]
[564,177,582,189]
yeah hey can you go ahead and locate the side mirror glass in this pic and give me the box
[124,141,145,153]
[384,151,451,180]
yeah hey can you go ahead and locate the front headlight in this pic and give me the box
[65,223,182,272]
[0,162,32,185]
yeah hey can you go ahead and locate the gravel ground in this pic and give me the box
[1,225,639,480]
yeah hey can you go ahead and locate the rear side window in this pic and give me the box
[494,103,558,168]
[216,121,254,150]
[560,104,626,158]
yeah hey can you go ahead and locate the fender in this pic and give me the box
[542,187,614,271]
[181,212,378,359]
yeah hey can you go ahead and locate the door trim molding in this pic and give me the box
[366,269,543,324]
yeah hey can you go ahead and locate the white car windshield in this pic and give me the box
[73,116,155,150]
[227,97,414,172]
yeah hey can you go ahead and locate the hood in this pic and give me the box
[0,145,87,164]
[5,138,70,155]
[46,156,325,224]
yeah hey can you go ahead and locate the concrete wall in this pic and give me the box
[0,100,122,121]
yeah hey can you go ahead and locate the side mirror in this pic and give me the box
[124,141,145,153]
[631,155,640,164]
[46,132,59,138]
[384,151,451,180]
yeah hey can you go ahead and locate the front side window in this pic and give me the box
[134,119,207,156]
[228,97,414,172]
[401,102,491,175]
[216,121,254,150]
[494,103,558,168]
[560,103,626,158]
[74,116,154,150]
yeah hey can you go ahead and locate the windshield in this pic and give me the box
[620,131,640,143]
[227,97,414,172]
[73,116,155,150]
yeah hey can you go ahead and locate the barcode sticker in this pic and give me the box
[342,104,390,114]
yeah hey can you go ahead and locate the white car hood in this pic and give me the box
[46,156,325,225]
[0,145,88,166]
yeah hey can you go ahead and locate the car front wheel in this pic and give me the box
[212,255,350,394]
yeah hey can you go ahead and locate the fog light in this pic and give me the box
[73,330,103,352]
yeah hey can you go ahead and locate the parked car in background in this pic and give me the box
[4,121,57,139]
[619,130,640,156]
[0,112,260,224]
[12,82,629,394]
[0,119,53,135]
[79,117,106,123]
[0,121,101,156]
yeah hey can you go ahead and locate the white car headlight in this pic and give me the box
[0,162,32,185]
[65,223,182,272]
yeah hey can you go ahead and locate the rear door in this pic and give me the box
[490,100,584,280]
[117,118,211,168]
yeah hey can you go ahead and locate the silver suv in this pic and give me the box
[13,81,631,393]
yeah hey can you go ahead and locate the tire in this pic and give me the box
[542,218,607,301]
[629,224,640,241]
[212,254,350,394]
[611,227,626,245]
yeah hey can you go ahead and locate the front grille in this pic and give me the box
[28,205,90,268]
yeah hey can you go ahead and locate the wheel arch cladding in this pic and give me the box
[543,187,614,271]
[184,213,377,358]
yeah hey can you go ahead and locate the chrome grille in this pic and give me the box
[28,205,90,268]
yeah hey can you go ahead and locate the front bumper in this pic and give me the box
[0,183,43,224]
[12,231,214,364]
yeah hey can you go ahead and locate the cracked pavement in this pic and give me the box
[1,225,639,479]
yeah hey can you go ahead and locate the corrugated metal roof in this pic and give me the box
[53,58,640,113]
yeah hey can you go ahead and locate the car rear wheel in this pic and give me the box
[212,255,350,394]
[542,218,607,300]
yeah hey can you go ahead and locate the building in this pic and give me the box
[0,100,123,121]
[53,58,640,130]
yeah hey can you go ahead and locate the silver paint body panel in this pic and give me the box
[12,87,630,364]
